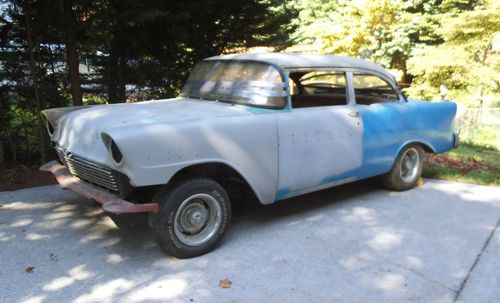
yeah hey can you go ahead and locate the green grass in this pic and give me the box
[424,166,500,185]
[423,143,500,186]
[459,125,500,150]
[449,142,500,166]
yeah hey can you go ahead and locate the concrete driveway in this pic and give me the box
[0,179,499,303]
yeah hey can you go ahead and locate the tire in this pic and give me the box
[381,144,424,191]
[148,178,231,259]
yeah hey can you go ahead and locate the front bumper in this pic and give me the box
[40,160,159,214]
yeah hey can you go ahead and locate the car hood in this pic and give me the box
[47,98,254,159]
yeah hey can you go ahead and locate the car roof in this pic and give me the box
[206,52,394,81]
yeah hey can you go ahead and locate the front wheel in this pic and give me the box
[381,144,424,191]
[149,178,231,258]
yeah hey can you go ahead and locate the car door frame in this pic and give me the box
[348,69,410,179]
[274,67,364,201]
[345,69,407,104]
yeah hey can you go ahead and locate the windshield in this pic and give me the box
[180,60,288,108]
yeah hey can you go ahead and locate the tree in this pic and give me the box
[85,0,297,103]
[406,0,500,104]
[62,0,83,106]
[0,0,74,164]
[23,0,46,164]
[0,0,296,164]
[291,0,414,73]
[290,0,484,83]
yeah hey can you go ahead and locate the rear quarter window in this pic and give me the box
[353,73,399,105]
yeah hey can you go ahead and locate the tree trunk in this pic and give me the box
[23,124,30,163]
[0,140,4,165]
[107,54,119,103]
[48,46,63,107]
[6,131,17,162]
[118,54,127,102]
[107,46,127,103]
[63,0,83,106]
[24,3,46,165]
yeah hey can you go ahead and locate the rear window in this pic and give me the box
[353,73,399,105]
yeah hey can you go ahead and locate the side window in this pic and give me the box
[353,73,399,105]
[289,71,348,108]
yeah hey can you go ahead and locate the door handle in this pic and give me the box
[348,111,360,117]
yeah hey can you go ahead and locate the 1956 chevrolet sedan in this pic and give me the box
[41,53,458,258]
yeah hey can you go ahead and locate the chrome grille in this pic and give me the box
[56,147,120,192]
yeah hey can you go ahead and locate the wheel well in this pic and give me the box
[166,163,259,202]
[416,142,435,154]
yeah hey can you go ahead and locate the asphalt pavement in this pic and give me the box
[0,179,499,303]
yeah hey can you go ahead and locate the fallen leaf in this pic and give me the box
[416,177,424,187]
[219,278,232,288]
[424,154,500,174]
[25,266,35,273]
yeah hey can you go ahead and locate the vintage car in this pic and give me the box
[41,53,458,258]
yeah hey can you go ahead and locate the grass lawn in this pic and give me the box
[423,142,500,186]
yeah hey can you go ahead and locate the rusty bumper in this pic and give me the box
[40,160,159,214]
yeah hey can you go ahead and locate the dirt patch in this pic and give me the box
[0,164,56,191]
[425,153,500,175]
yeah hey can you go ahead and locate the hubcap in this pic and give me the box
[400,147,420,183]
[174,193,222,247]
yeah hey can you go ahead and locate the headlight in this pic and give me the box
[45,119,55,137]
[110,140,123,163]
[101,132,124,164]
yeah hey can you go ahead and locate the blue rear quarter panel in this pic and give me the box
[356,100,457,179]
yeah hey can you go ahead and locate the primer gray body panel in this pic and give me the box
[106,112,279,203]
[50,98,279,203]
[276,105,363,199]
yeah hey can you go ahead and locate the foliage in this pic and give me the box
[0,0,498,169]
[0,0,72,164]
[291,0,491,89]
[461,125,500,149]
[84,0,298,102]
[405,0,500,103]
[0,0,296,164]
[292,0,413,69]
[423,142,500,186]
[83,94,106,105]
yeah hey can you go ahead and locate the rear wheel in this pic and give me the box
[381,144,424,191]
[149,178,231,258]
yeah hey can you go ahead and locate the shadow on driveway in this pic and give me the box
[0,179,499,303]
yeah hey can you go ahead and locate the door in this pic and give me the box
[351,72,407,178]
[275,70,363,200]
